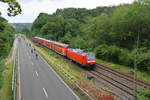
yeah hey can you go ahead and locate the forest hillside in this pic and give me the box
[31,1,150,73]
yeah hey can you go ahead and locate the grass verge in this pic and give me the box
[96,59,150,82]
[0,60,13,100]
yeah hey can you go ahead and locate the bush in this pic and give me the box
[137,53,150,72]
[94,44,109,61]
[94,44,133,66]
[0,65,6,88]
[138,87,150,100]
[108,45,121,62]
[118,49,134,66]
[95,44,150,72]
[94,44,121,63]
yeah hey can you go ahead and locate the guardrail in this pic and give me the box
[12,40,18,100]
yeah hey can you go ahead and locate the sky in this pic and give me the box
[0,0,135,23]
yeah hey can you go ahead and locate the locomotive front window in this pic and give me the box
[87,54,95,59]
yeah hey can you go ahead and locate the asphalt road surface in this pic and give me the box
[18,36,80,100]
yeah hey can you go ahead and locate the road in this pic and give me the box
[18,36,80,100]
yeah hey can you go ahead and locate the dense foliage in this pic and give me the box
[138,87,150,100]
[0,16,15,61]
[31,1,150,72]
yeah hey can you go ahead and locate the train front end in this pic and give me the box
[86,53,96,68]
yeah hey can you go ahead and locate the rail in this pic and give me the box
[96,63,150,89]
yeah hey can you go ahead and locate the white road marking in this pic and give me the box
[39,53,80,100]
[43,88,48,98]
[18,44,21,100]
[36,71,38,77]
[26,36,80,100]
[32,62,34,65]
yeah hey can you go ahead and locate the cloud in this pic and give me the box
[0,0,134,23]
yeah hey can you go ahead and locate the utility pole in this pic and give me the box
[134,32,139,100]
[134,48,137,100]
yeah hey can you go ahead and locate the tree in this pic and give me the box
[110,1,150,49]
[31,2,150,72]
[39,15,65,40]
[64,18,80,37]
[60,32,72,44]
[82,13,110,49]
[0,16,15,60]
[0,0,21,16]
[21,26,30,34]
[31,13,51,36]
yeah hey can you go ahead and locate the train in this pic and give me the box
[33,37,96,68]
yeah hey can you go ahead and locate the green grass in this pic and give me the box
[138,87,150,100]
[96,59,150,82]
[0,61,13,100]
[3,47,13,63]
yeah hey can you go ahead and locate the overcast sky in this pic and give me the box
[0,0,134,23]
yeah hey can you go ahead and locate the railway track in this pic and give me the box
[90,70,134,96]
[96,63,150,90]
[33,41,150,99]
[39,43,135,96]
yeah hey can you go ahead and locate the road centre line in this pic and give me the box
[38,52,80,100]
[18,43,21,100]
[43,88,48,98]
[36,71,38,77]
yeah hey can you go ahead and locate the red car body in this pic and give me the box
[53,42,69,56]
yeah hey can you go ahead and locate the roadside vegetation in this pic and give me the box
[138,87,150,100]
[31,0,150,75]
[0,61,13,100]
[0,8,17,100]
[0,16,15,63]
[0,0,21,98]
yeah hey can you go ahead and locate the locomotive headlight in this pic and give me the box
[88,61,95,63]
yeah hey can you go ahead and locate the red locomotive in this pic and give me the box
[33,37,96,68]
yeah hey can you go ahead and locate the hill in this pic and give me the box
[31,2,150,72]
[10,23,32,33]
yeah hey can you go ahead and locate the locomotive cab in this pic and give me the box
[86,53,96,68]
